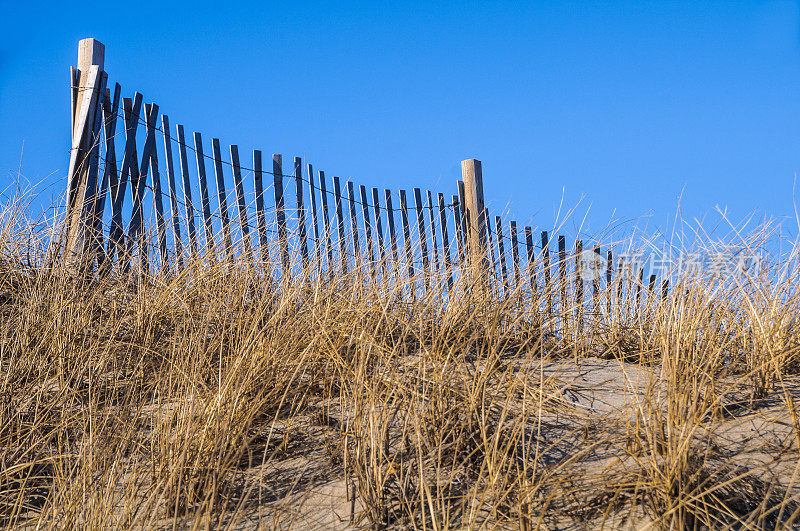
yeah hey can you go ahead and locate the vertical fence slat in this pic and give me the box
[413,188,430,290]
[147,105,168,272]
[438,193,453,291]
[525,227,535,294]
[108,94,142,265]
[606,250,613,316]
[319,171,334,276]
[427,191,440,281]
[575,240,584,338]
[273,154,289,278]
[194,132,215,256]
[294,157,309,275]
[485,209,497,295]
[648,273,657,319]
[308,163,321,277]
[558,235,567,333]
[648,273,657,307]
[495,216,509,294]
[541,231,551,321]
[252,150,269,263]
[399,190,415,288]
[211,139,233,261]
[360,185,375,279]
[176,124,198,259]
[230,145,251,264]
[127,101,159,272]
[385,190,399,279]
[96,83,120,271]
[333,176,347,273]
[592,245,601,315]
[347,181,361,273]
[457,182,468,266]
[634,268,644,319]
[84,73,108,266]
[160,114,183,270]
[453,196,464,272]
[510,221,521,289]
[372,188,386,277]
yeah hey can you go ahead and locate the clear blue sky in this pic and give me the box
[2,1,799,242]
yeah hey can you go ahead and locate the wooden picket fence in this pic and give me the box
[63,38,669,321]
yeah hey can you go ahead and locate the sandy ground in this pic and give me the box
[177,356,800,529]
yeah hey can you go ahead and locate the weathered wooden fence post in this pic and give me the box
[460,159,488,291]
[65,38,105,268]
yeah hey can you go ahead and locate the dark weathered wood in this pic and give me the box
[495,215,509,295]
[347,181,361,272]
[542,231,553,320]
[453,195,465,269]
[319,171,334,276]
[437,193,453,291]
[413,188,430,290]
[294,157,309,274]
[230,145,251,264]
[647,273,657,318]
[193,132,215,255]
[591,246,602,315]
[127,101,160,272]
[484,210,497,294]
[606,250,613,316]
[211,139,233,261]
[648,274,657,299]
[333,176,347,273]
[385,190,399,278]
[176,124,198,258]
[541,231,551,319]
[108,94,142,265]
[360,185,375,278]
[146,105,167,272]
[661,279,669,301]
[96,83,120,271]
[308,164,321,277]
[252,150,269,263]
[575,240,584,334]
[399,190,415,285]
[558,235,567,330]
[634,268,644,318]
[372,188,386,276]
[525,227,535,294]
[273,154,289,277]
[160,114,183,270]
[427,191,440,279]
[128,100,157,255]
[457,182,468,264]
[510,221,521,288]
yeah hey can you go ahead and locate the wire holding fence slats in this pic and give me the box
[64,50,677,330]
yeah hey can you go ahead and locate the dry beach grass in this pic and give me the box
[1,204,800,529]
